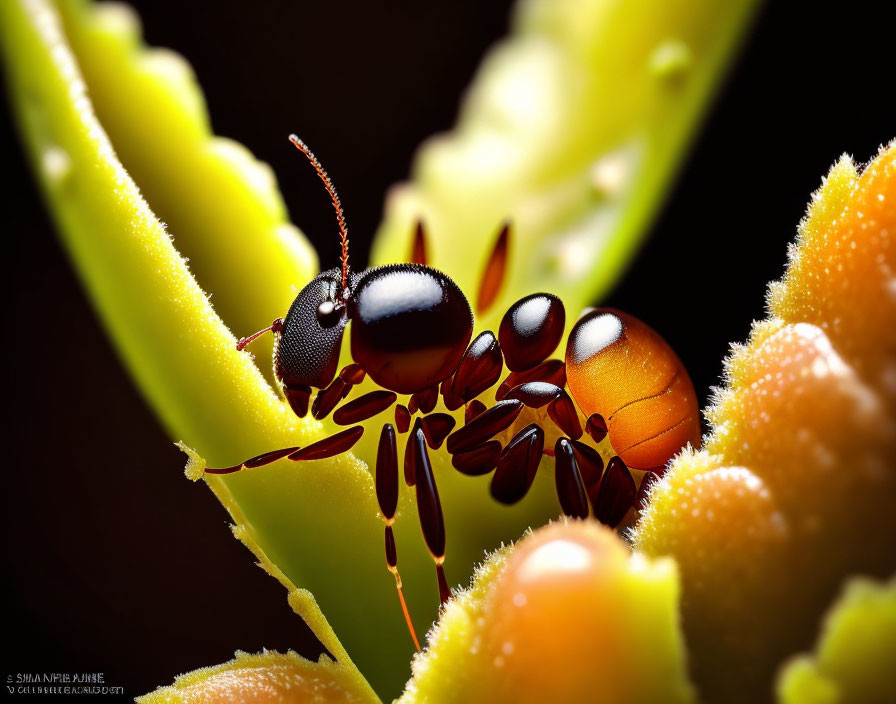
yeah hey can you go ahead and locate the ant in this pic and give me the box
[205,135,701,650]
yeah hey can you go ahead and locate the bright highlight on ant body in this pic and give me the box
[209,135,701,650]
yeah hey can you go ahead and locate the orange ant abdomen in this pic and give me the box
[565,309,701,470]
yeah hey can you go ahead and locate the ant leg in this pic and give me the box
[452,441,502,476]
[554,438,590,519]
[410,423,451,605]
[339,363,366,385]
[490,424,544,504]
[409,219,428,265]
[420,413,456,450]
[332,391,397,425]
[205,426,365,473]
[568,440,604,488]
[585,413,608,443]
[409,385,439,415]
[236,318,283,351]
[548,390,584,439]
[504,381,563,408]
[312,378,348,420]
[591,456,636,527]
[394,404,412,433]
[376,424,421,651]
[452,332,503,403]
[284,384,312,418]
[464,400,487,425]
[285,363,364,421]
[288,426,364,461]
[496,359,566,400]
[476,221,510,315]
[403,418,421,486]
[445,399,524,454]
[439,379,465,411]
[205,446,299,475]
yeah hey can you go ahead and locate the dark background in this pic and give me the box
[3,0,894,700]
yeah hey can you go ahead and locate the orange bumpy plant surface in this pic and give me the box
[634,142,896,702]
[398,521,695,704]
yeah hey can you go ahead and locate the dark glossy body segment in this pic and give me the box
[569,440,604,486]
[439,378,465,411]
[491,424,544,504]
[451,441,502,476]
[312,377,347,420]
[332,390,397,425]
[452,331,504,402]
[348,264,473,394]
[554,438,589,519]
[446,399,524,454]
[395,405,411,433]
[404,419,420,486]
[276,268,359,390]
[410,385,439,415]
[412,426,446,560]
[505,381,562,408]
[585,413,608,443]
[339,363,366,385]
[421,413,457,450]
[548,391,583,439]
[283,384,312,418]
[592,456,636,527]
[289,426,364,461]
[385,524,398,569]
[465,399,487,425]
[436,563,451,605]
[499,293,566,371]
[376,424,399,521]
[495,359,566,401]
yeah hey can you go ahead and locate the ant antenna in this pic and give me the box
[289,134,350,293]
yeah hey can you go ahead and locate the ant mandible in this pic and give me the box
[206,135,702,651]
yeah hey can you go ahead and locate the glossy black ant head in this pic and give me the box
[347,263,473,395]
[275,267,361,390]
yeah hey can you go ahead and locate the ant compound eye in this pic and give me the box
[316,300,344,328]
[275,268,359,389]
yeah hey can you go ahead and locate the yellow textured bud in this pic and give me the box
[401,522,695,704]
[137,651,378,704]
[635,143,896,702]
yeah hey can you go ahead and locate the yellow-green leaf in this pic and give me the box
[373,0,758,333]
